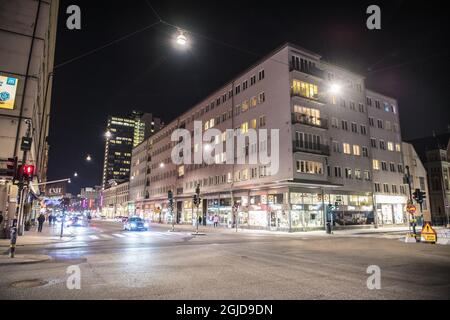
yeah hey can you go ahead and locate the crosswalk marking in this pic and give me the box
[112,233,125,238]
[89,235,100,240]
[100,234,113,239]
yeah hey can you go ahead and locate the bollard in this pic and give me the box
[10,225,17,258]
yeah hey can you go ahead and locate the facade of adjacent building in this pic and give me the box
[402,142,431,222]
[129,139,151,214]
[128,43,409,231]
[101,111,162,189]
[0,0,59,234]
[101,181,130,218]
[410,133,450,225]
[78,186,102,213]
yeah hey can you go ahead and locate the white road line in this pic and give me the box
[76,236,85,241]
[124,233,139,238]
[89,235,100,240]
[112,233,125,238]
[100,234,113,239]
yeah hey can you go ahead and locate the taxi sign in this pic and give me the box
[420,222,437,243]
[406,204,416,214]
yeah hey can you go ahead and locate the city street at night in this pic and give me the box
[1,220,449,300]
[1,0,449,308]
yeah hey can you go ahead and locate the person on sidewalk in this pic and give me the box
[213,215,219,228]
[37,213,45,232]
[198,215,202,226]
[48,213,53,226]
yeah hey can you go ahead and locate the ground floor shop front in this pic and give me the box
[136,187,409,232]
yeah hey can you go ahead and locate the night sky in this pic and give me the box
[47,0,450,193]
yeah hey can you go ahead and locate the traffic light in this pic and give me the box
[195,184,200,196]
[168,190,174,209]
[413,188,426,204]
[6,157,17,177]
[22,164,35,181]
[0,157,17,178]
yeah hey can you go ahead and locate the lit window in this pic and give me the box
[250,96,257,108]
[291,80,318,99]
[241,122,249,133]
[250,119,257,129]
[395,143,401,152]
[387,142,394,151]
[373,159,380,170]
[353,145,361,156]
[241,100,249,112]
[343,143,351,154]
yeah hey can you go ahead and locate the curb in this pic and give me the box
[0,235,75,248]
[0,255,52,266]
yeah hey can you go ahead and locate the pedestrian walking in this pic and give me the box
[213,215,219,228]
[37,213,45,232]
[48,213,53,226]
[198,215,202,226]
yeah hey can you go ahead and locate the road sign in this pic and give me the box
[420,222,437,244]
[406,204,416,214]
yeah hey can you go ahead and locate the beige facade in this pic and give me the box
[101,182,130,218]
[402,142,431,221]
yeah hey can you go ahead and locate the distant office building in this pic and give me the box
[410,132,450,225]
[402,142,431,222]
[102,111,162,189]
[0,0,59,233]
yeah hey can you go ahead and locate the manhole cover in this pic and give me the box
[10,279,48,288]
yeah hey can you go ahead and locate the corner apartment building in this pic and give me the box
[402,142,431,222]
[0,0,59,232]
[133,43,408,231]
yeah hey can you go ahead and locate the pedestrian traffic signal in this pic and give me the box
[22,164,35,181]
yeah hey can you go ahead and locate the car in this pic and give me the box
[67,215,87,227]
[123,217,149,231]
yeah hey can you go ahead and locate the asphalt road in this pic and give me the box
[0,220,449,299]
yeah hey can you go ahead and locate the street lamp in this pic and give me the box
[86,154,92,162]
[159,162,165,168]
[73,172,78,177]
[176,29,187,46]
[105,131,112,139]
[329,83,342,95]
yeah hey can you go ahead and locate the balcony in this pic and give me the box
[289,62,325,79]
[293,142,330,156]
[292,113,328,129]
[290,89,326,104]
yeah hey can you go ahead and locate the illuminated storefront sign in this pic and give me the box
[0,76,18,110]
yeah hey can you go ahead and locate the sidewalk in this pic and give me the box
[150,222,415,237]
[0,223,74,248]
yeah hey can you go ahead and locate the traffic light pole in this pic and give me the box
[405,166,414,236]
